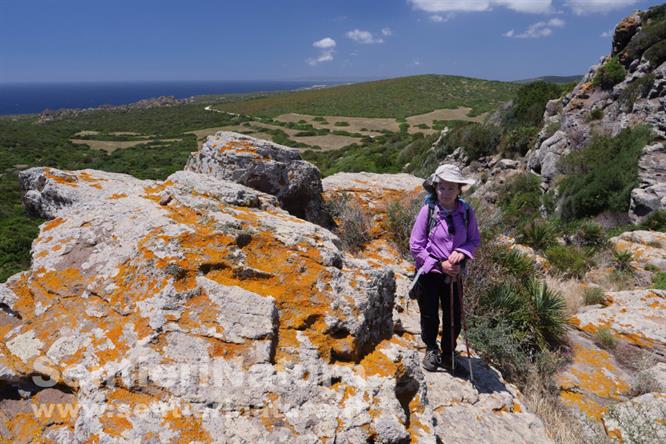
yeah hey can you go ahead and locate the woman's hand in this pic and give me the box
[440,260,460,277]
[448,251,466,265]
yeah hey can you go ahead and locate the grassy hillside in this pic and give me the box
[214,74,519,118]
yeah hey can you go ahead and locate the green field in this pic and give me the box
[214,74,519,118]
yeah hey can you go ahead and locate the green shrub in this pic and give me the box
[652,272,666,289]
[638,210,666,232]
[619,74,655,112]
[334,121,350,127]
[622,6,666,64]
[416,123,429,129]
[594,327,617,350]
[543,121,560,139]
[506,81,562,128]
[644,38,666,67]
[385,197,423,258]
[519,219,557,251]
[592,57,626,90]
[613,250,635,273]
[498,126,539,157]
[558,125,653,220]
[491,247,536,281]
[575,221,607,249]
[498,173,543,226]
[588,108,604,121]
[583,287,605,305]
[545,245,591,278]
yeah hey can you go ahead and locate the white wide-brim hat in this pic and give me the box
[423,163,475,193]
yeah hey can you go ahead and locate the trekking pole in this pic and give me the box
[449,279,455,373]
[456,275,474,383]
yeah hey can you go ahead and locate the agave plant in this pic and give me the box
[523,279,567,351]
[519,219,557,251]
[613,250,635,273]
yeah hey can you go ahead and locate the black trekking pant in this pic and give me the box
[416,272,462,355]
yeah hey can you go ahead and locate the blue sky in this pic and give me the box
[0,0,663,83]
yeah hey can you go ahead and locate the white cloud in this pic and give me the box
[600,30,613,38]
[413,59,421,66]
[408,0,552,14]
[308,37,336,66]
[313,37,336,49]
[346,29,384,44]
[382,27,393,36]
[429,13,453,22]
[567,0,640,15]
[504,18,565,38]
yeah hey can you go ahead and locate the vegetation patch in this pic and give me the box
[558,125,653,220]
[215,74,519,118]
[592,57,627,90]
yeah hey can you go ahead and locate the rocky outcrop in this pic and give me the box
[610,230,666,271]
[630,142,666,222]
[526,6,666,222]
[1,165,553,442]
[185,131,332,227]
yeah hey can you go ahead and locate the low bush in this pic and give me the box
[558,125,653,220]
[575,221,607,249]
[638,209,666,232]
[592,57,626,90]
[498,126,539,157]
[385,196,423,258]
[519,219,558,251]
[498,173,543,227]
[588,108,604,121]
[491,247,536,282]
[583,287,605,305]
[652,272,666,289]
[545,245,592,278]
[334,121,350,127]
[594,326,617,350]
[326,193,371,252]
[613,250,635,274]
[619,74,655,112]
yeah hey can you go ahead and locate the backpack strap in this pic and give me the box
[426,203,437,236]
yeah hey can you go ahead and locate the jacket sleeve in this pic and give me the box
[410,205,440,273]
[455,207,481,260]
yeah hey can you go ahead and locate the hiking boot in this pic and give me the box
[440,353,469,378]
[422,349,441,372]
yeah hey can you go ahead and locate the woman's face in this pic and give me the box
[435,180,460,208]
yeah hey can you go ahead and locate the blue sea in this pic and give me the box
[0,80,338,116]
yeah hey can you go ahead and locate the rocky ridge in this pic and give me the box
[525,8,666,222]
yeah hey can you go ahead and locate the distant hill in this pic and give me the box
[215,74,519,119]
[513,75,582,84]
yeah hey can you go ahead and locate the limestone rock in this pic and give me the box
[630,143,666,222]
[602,393,666,443]
[610,230,666,271]
[4,166,412,442]
[184,131,332,227]
[572,289,666,354]
[556,333,632,421]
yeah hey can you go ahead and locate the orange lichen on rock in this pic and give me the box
[358,341,398,378]
[109,193,128,199]
[44,167,79,187]
[560,391,606,420]
[42,217,66,232]
[559,342,630,400]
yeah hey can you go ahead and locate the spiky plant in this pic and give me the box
[519,219,557,251]
[613,250,635,273]
[524,279,567,351]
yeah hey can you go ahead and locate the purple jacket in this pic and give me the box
[409,200,481,274]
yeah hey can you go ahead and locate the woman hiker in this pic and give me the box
[409,163,481,374]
